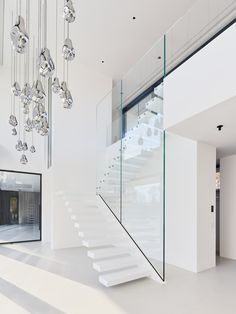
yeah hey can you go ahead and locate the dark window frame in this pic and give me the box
[0,169,42,245]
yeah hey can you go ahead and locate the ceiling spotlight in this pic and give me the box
[217,125,223,131]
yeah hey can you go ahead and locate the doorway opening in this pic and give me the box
[0,170,42,244]
[216,163,220,257]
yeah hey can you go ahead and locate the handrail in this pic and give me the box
[98,194,165,282]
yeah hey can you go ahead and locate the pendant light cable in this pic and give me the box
[55,0,58,76]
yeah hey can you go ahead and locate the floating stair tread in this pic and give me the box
[93,256,140,272]
[78,228,122,238]
[99,267,150,287]
[88,247,131,259]
[146,97,163,114]
[68,208,109,216]
[154,85,163,98]
[74,221,116,229]
[82,237,123,248]
[70,214,113,223]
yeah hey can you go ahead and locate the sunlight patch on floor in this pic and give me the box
[0,254,125,314]
[3,243,67,265]
[0,293,30,314]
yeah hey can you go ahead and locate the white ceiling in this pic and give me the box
[168,96,236,158]
[75,0,196,79]
[2,0,197,80]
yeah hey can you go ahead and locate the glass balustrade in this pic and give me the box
[96,0,236,282]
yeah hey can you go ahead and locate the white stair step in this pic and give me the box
[93,256,140,272]
[99,267,150,287]
[78,228,121,238]
[154,84,163,98]
[74,221,116,230]
[70,214,113,223]
[67,206,99,213]
[88,247,131,259]
[145,97,163,114]
[82,236,124,248]
[68,208,109,216]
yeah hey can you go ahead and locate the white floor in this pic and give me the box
[0,225,40,243]
[0,242,235,314]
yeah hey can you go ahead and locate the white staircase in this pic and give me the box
[57,193,161,287]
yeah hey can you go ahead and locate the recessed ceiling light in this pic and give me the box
[217,124,223,131]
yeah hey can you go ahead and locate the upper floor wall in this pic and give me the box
[164,22,236,130]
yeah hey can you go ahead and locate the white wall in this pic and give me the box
[164,23,236,129]
[166,133,197,272]
[166,133,216,272]
[50,64,111,249]
[197,142,216,272]
[220,155,236,260]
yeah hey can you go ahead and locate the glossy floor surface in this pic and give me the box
[0,242,235,314]
[0,225,40,243]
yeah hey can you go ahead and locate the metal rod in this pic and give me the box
[32,37,35,83]
[38,0,41,79]
[55,0,58,76]
[26,0,30,83]
[42,0,47,47]
[63,3,65,82]
[47,78,52,168]
[11,11,13,115]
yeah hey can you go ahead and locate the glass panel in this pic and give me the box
[120,36,165,280]
[0,171,41,243]
[122,83,165,279]
[96,83,122,219]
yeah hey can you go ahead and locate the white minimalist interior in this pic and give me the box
[0,0,236,313]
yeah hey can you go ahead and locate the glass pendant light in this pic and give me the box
[10,16,29,53]
[30,145,36,153]
[12,128,17,136]
[9,114,18,127]
[20,154,28,164]
[15,139,23,151]
[63,0,76,23]
[52,77,60,94]
[11,81,21,96]
[62,38,75,61]
[38,48,55,78]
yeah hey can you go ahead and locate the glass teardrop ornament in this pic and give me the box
[10,16,29,54]
[9,115,18,127]
[15,140,23,151]
[62,38,75,61]
[30,145,36,153]
[52,77,60,94]
[38,48,55,78]
[20,154,28,165]
[12,128,17,136]
[63,0,76,23]
[11,81,21,96]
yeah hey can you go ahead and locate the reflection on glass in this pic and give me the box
[0,171,41,243]
[122,84,164,276]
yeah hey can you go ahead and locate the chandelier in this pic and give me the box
[9,0,76,165]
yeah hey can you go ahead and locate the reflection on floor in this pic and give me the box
[0,242,235,314]
[0,225,40,243]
